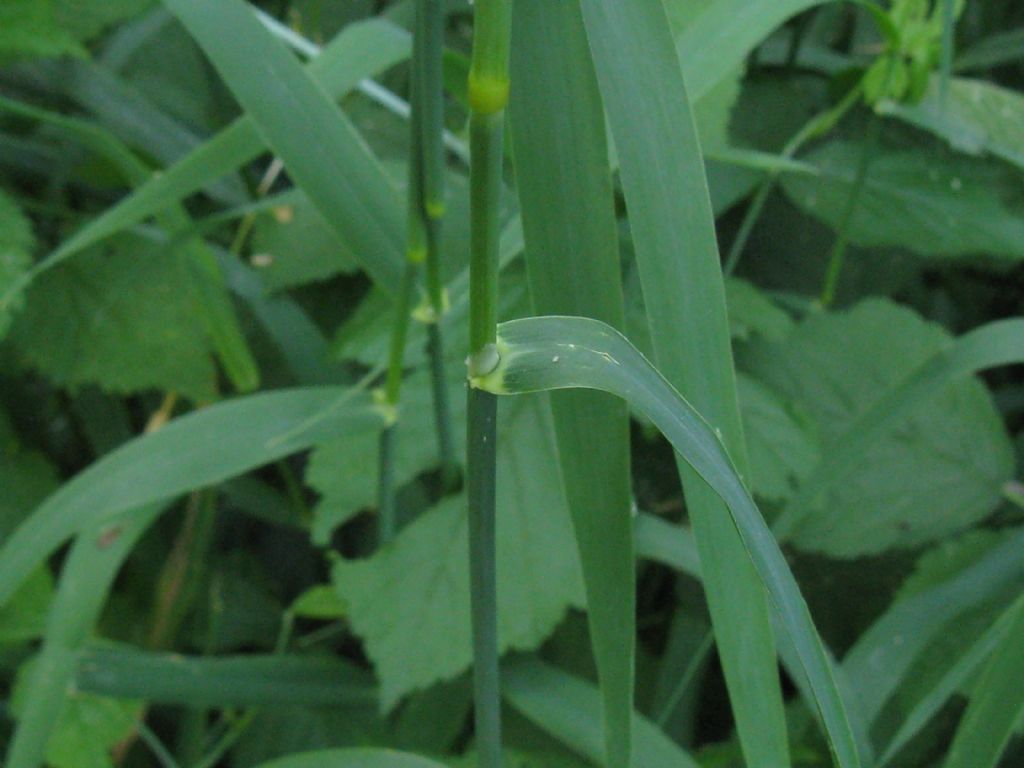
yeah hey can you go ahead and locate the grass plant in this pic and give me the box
[1,3,1023,768]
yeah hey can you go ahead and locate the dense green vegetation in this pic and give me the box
[1,1,1023,767]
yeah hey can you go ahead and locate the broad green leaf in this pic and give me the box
[782,140,1024,260]
[943,594,1024,768]
[509,5,633,766]
[502,658,699,768]
[164,0,405,293]
[256,749,448,768]
[578,2,790,765]
[841,527,1024,726]
[737,374,820,504]
[881,77,1024,173]
[0,387,383,607]
[754,299,1015,556]
[5,506,163,768]
[0,189,35,341]
[250,193,359,292]
[476,315,863,768]
[333,396,585,708]
[0,0,83,60]
[0,94,259,393]
[76,646,376,708]
[8,235,217,401]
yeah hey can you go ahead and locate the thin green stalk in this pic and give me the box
[653,631,714,729]
[725,82,863,275]
[417,0,458,490]
[466,3,511,766]
[376,13,430,543]
[819,112,884,307]
[377,254,419,544]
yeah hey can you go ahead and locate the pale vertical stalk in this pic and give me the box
[466,2,511,766]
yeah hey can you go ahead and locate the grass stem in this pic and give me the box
[418,0,459,489]
[466,2,511,765]
[819,111,884,307]
[725,82,862,275]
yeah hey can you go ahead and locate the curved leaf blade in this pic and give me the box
[476,314,861,768]
[164,0,405,292]
[578,1,790,764]
[0,388,381,607]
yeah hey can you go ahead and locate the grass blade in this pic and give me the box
[77,647,377,709]
[474,314,862,768]
[842,527,1024,726]
[164,0,406,293]
[509,4,632,766]
[779,318,1024,540]
[578,1,791,765]
[502,658,699,768]
[20,18,409,294]
[256,749,448,768]
[942,594,1024,768]
[879,596,1020,765]
[0,388,382,607]
[4,506,165,768]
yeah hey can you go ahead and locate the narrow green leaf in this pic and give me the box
[502,658,699,768]
[476,315,862,768]
[578,2,791,765]
[5,505,163,768]
[0,189,34,341]
[164,0,405,293]
[841,527,1024,727]
[879,594,1019,765]
[77,647,376,708]
[256,749,447,768]
[0,388,382,607]
[943,594,1024,768]
[509,5,632,767]
[677,0,827,101]
[954,28,1024,72]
